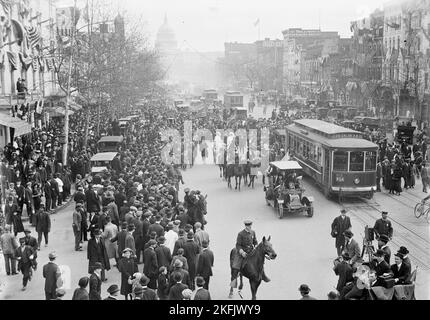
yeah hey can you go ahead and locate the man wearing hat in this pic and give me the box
[15,237,34,290]
[390,252,411,285]
[0,225,18,275]
[331,209,352,256]
[333,252,353,294]
[155,236,172,269]
[373,211,393,241]
[168,272,189,300]
[24,229,38,270]
[139,274,157,300]
[397,246,411,269]
[298,284,317,300]
[73,203,83,251]
[124,224,136,257]
[148,215,165,238]
[377,234,391,264]
[234,220,270,282]
[143,239,158,289]
[43,252,61,300]
[369,249,391,287]
[87,229,110,282]
[183,231,200,290]
[196,240,214,290]
[104,284,120,300]
[340,230,361,265]
[193,276,211,300]
[111,222,128,260]
[89,262,103,300]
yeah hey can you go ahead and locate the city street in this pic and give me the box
[2,117,429,300]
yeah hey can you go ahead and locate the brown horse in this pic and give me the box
[229,236,277,300]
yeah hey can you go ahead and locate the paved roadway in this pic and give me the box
[1,103,429,300]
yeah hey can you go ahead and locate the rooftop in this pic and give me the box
[294,119,361,135]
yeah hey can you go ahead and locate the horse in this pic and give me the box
[225,164,236,188]
[233,163,247,190]
[229,236,277,300]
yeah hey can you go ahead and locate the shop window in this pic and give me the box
[350,151,364,172]
[333,151,348,171]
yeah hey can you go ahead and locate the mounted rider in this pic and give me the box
[235,220,270,283]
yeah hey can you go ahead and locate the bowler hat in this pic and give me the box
[375,249,385,257]
[394,252,404,259]
[107,284,120,294]
[299,284,311,293]
[343,230,353,238]
[93,229,102,235]
[127,224,135,231]
[195,276,205,287]
[397,246,409,255]
[48,252,57,260]
[139,275,150,286]
[187,231,194,239]
[121,222,128,229]
[148,239,157,247]
[93,262,103,270]
[157,236,166,243]
[379,234,389,243]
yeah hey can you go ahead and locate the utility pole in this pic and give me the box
[62,0,77,166]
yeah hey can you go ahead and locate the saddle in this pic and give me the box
[231,248,245,270]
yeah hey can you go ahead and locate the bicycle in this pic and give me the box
[414,202,430,223]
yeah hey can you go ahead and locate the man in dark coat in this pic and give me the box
[44,180,52,211]
[391,253,411,285]
[34,205,51,249]
[148,215,165,238]
[155,236,172,269]
[42,252,61,300]
[373,211,393,240]
[333,252,353,293]
[49,176,59,210]
[85,184,100,213]
[24,229,38,269]
[111,222,128,260]
[331,209,352,256]
[169,258,192,289]
[370,249,391,287]
[117,248,138,299]
[193,276,211,300]
[143,239,158,290]
[73,186,86,205]
[196,240,214,290]
[182,231,200,290]
[168,271,188,300]
[89,262,103,300]
[87,229,110,281]
[340,230,361,265]
[377,234,391,265]
[15,237,34,290]
[173,229,187,256]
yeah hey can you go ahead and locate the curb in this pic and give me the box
[21,196,74,223]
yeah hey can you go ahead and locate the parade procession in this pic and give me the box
[0,0,430,305]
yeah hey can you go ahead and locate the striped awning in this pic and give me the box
[0,113,32,136]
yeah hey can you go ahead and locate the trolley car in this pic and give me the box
[224,91,244,109]
[285,119,378,199]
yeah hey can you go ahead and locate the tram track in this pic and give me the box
[345,198,430,271]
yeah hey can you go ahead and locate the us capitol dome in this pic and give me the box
[155,14,178,56]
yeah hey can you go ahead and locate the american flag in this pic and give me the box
[25,26,41,50]
[0,0,12,16]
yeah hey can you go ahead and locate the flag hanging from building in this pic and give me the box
[25,25,41,50]
[0,0,12,16]
[38,56,45,72]
[19,52,33,70]
[56,7,81,37]
[6,51,18,70]
[46,57,54,70]
[32,56,38,71]
[254,18,260,27]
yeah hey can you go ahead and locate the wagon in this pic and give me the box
[263,161,314,219]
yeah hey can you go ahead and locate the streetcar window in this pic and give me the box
[349,151,364,171]
[333,151,348,171]
[365,151,377,171]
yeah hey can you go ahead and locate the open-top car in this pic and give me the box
[264,160,314,219]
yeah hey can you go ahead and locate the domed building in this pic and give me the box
[155,14,178,56]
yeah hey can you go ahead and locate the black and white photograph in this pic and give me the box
[0,0,429,304]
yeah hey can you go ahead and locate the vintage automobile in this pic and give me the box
[396,125,416,145]
[97,136,124,152]
[264,161,314,219]
[90,152,119,175]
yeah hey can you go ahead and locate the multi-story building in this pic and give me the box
[255,38,283,91]
[282,28,340,97]
[0,0,61,148]
[222,41,257,89]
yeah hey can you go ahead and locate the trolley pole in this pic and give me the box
[62,0,77,166]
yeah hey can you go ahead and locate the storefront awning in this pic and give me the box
[0,113,32,136]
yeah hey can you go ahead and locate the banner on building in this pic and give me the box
[19,52,32,70]
[32,56,38,71]
[56,7,80,37]
[45,57,54,70]
[25,25,41,50]
[38,56,45,72]
[6,51,18,70]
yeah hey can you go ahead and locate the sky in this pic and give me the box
[66,0,392,52]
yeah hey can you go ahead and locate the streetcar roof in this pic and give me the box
[98,136,124,143]
[293,119,361,135]
[91,152,118,161]
[270,161,303,170]
[327,138,378,149]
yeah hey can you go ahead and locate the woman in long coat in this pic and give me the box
[117,248,138,299]
[102,216,118,261]
[5,198,24,236]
